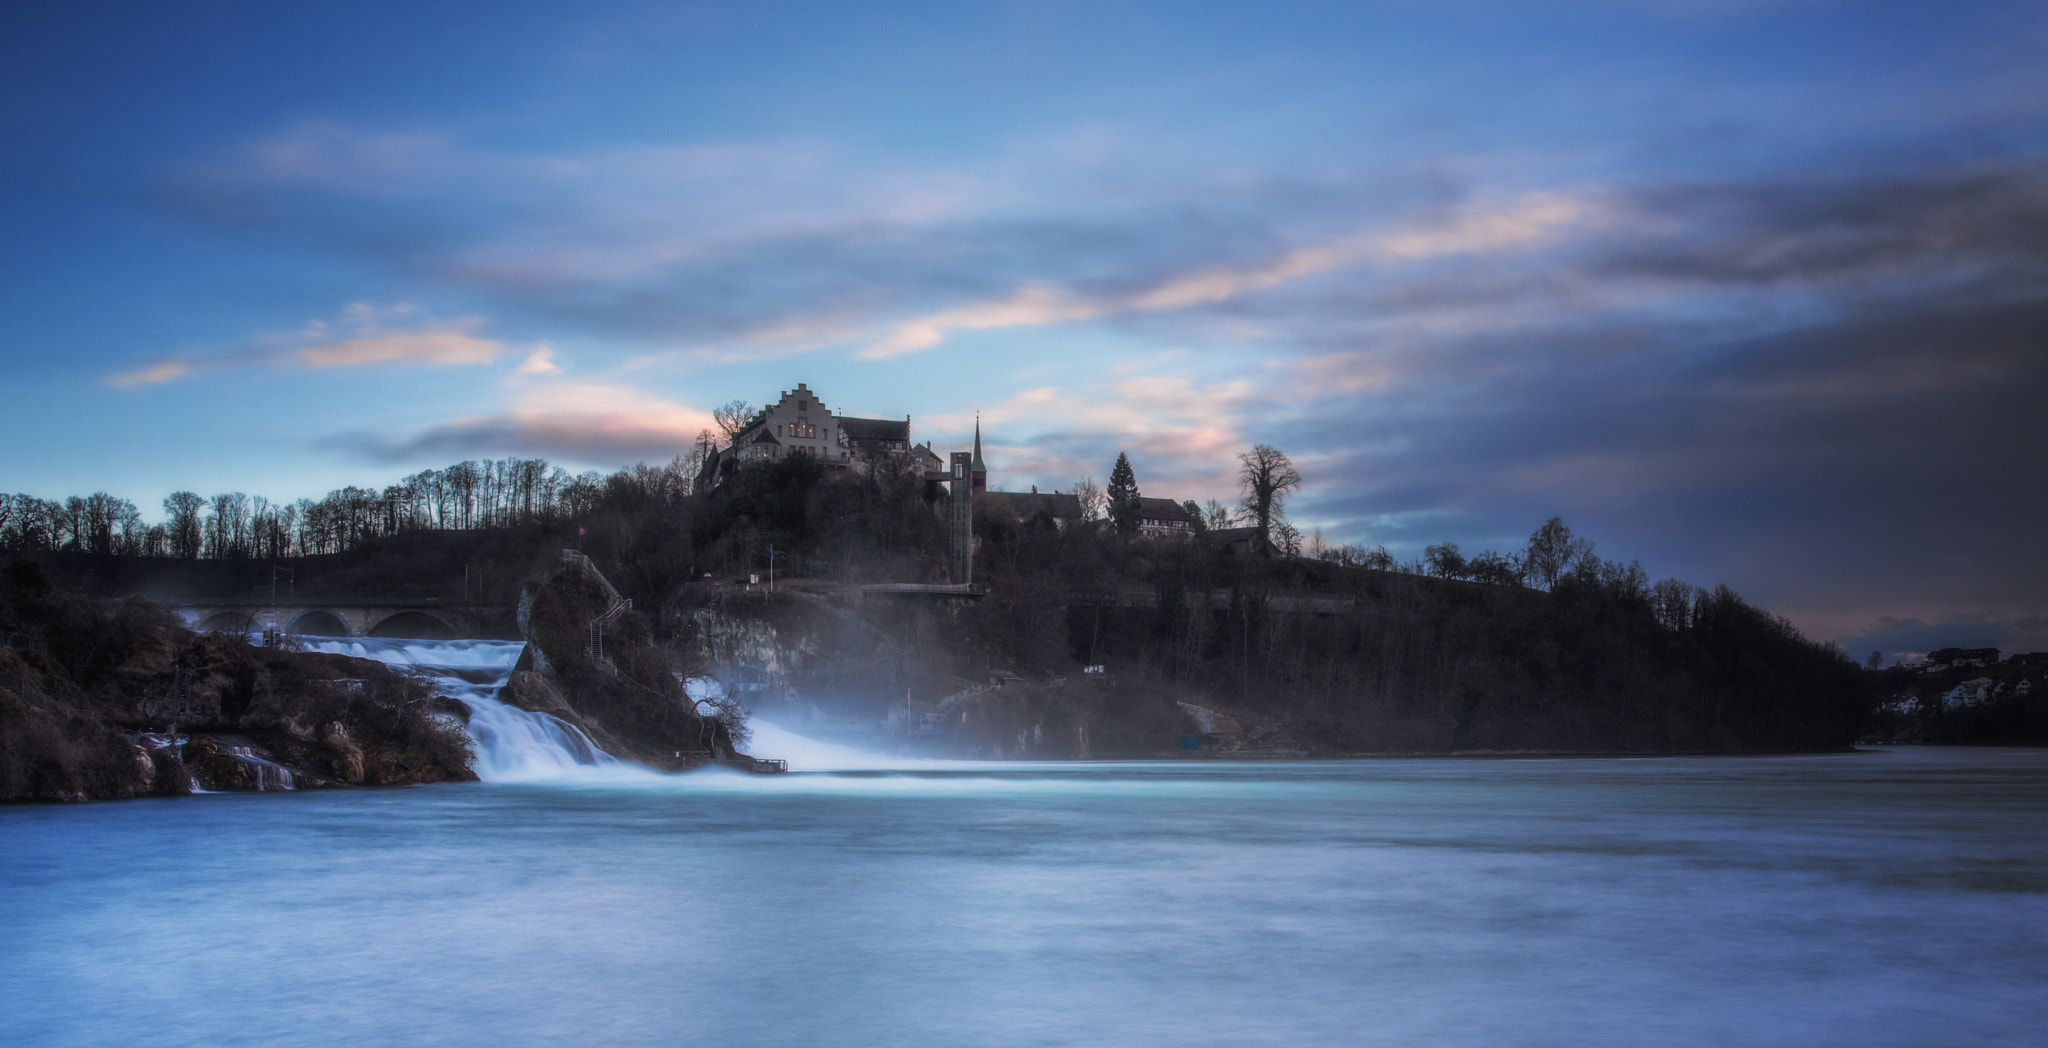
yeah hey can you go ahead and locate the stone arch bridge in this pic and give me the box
[169,599,495,640]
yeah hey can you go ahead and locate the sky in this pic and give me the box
[2,0,2044,658]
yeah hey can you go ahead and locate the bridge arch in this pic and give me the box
[288,609,351,636]
[368,611,456,639]
[196,611,256,635]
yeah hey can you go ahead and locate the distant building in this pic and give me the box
[1208,525,1263,554]
[2008,652,2048,667]
[1927,647,2000,670]
[989,491,1085,530]
[1134,497,1193,540]
[1943,677,1995,708]
[697,382,916,490]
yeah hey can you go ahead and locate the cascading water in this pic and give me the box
[293,637,623,782]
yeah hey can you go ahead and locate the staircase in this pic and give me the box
[561,550,632,671]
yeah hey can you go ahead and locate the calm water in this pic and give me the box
[4,743,2045,1047]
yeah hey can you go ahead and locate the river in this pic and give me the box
[2,639,2045,1046]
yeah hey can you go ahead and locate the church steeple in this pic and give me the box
[970,415,988,494]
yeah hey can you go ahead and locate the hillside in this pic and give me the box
[6,452,1881,767]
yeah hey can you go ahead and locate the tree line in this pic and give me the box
[1,456,695,560]
[1073,445,1704,630]
[9,437,1708,634]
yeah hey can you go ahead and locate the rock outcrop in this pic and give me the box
[1,563,475,802]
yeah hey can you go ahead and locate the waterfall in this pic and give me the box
[294,637,623,782]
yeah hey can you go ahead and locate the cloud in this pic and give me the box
[337,382,715,465]
[860,193,1591,357]
[107,303,508,387]
[157,123,1461,352]
[296,329,501,368]
[108,359,192,389]
[510,345,562,379]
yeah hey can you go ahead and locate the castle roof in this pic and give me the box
[839,416,910,442]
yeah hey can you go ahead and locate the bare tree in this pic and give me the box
[163,491,205,559]
[713,400,756,442]
[1650,577,1697,630]
[1524,517,1596,591]
[686,429,718,489]
[1202,499,1235,531]
[1425,541,1468,579]
[1272,519,1302,557]
[1236,444,1301,555]
[1072,477,1106,522]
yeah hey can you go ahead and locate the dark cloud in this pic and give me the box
[1290,288,2048,634]
[1602,166,2048,288]
[155,137,1449,347]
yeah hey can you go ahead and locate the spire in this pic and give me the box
[970,414,988,494]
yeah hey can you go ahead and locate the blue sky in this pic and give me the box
[3,1,2045,655]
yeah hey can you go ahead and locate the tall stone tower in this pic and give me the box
[948,451,975,585]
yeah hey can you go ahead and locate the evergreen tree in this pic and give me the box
[1107,452,1141,534]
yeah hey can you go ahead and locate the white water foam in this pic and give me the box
[293,636,632,783]
[742,719,974,773]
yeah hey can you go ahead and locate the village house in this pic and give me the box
[1134,497,1194,539]
[1943,677,1996,709]
[1925,646,2000,671]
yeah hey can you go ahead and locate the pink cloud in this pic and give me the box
[106,303,510,388]
[862,194,1594,357]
